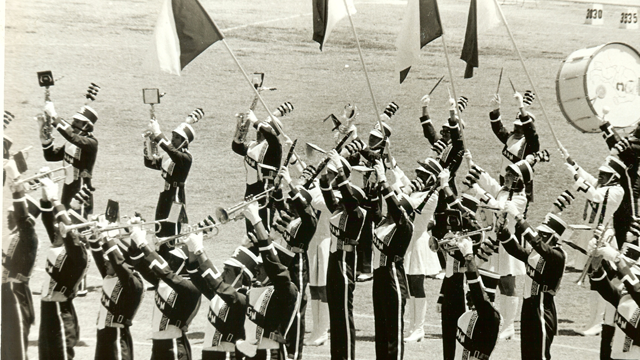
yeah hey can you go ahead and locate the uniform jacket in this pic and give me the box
[232,122,282,196]
[2,190,39,283]
[372,182,414,269]
[144,132,192,189]
[43,119,98,183]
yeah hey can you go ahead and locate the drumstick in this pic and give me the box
[496,68,503,95]
[508,77,517,94]
[429,76,445,96]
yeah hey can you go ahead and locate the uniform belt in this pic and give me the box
[166,181,185,188]
[5,274,29,283]
[336,241,355,252]
[286,244,305,253]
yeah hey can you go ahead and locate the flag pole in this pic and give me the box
[440,34,470,166]
[341,0,384,132]
[220,39,291,142]
[492,0,563,150]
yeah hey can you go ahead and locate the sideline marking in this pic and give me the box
[222,13,312,33]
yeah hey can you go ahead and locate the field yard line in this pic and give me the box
[33,267,103,281]
[221,13,313,33]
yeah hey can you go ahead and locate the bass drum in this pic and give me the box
[556,42,640,133]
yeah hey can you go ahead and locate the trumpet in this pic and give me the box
[25,175,65,192]
[436,226,493,252]
[155,222,222,246]
[576,224,614,286]
[16,165,70,186]
[215,188,274,224]
[59,220,161,238]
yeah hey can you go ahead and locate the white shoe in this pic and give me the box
[236,340,258,357]
[306,331,328,346]
[579,323,602,336]
[404,327,424,343]
[499,324,515,340]
[356,273,373,282]
[405,297,415,336]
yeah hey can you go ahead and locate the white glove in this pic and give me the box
[421,94,431,107]
[565,163,578,179]
[595,243,619,263]
[246,110,258,126]
[130,227,148,248]
[44,101,57,119]
[448,98,456,112]
[438,168,450,189]
[514,92,524,108]
[457,237,474,256]
[328,150,342,169]
[373,160,386,183]
[185,233,204,254]
[503,200,520,218]
[148,119,161,137]
[278,166,292,185]
[490,94,501,110]
[463,150,473,164]
[40,177,59,202]
[243,201,261,226]
[587,237,598,254]
[3,159,20,184]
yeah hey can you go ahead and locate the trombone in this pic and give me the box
[17,165,70,186]
[215,187,274,224]
[155,222,222,246]
[436,226,493,252]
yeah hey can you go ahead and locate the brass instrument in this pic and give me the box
[16,165,70,186]
[215,188,275,224]
[155,222,222,246]
[25,175,65,192]
[59,220,160,238]
[576,224,614,286]
[142,90,165,161]
[436,226,493,252]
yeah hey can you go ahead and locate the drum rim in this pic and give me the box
[556,42,640,134]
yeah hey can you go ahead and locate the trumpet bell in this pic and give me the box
[215,207,230,224]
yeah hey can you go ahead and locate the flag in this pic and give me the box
[460,0,502,78]
[312,0,357,50]
[155,0,224,75]
[395,0,443,84]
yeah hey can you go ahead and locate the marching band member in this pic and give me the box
[187,231,261,360]
[499,199,570,360]
[39,89,99,216]
[128,225,201,360]
[435,170,484,360]
[88,223,144,360]
[273,166,319,360]
[37,177,89,360]
[598,120,639,245]
[232,104,291,233]
[2,160,41,359]
[464,152,538,340]
[301,165,333,347]
[371,160,415,359]
[399,159,442,343]
[564,153,625,336]
[455,237,501,360]
[144,109,202,241]
[488,92,540,206]
[588,240,640,359]
[320,150,368,360]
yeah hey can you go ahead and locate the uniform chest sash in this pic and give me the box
[456,310,490,360]
[612,295,640,358]
[244,286,283,344]
[206,295,235,346]
[282,218,303,248]
[583,188,609,225]
[64,142,81,183]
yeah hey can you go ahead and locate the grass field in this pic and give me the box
[3,0,640,358]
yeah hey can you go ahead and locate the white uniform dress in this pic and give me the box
[474,170,528,277]
[404,190,441,276]
[307,184,331,287]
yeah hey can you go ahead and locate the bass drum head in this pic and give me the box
[587,43,640,130]
[557,42,640,133]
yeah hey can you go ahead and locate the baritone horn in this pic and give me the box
[215,188,274,224]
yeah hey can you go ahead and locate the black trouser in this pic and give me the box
[600,324,615,360]
[95,327,134,360]
[155,186,185,238]
[249,348,283,360]
[327,250,356,360]
[441,273,465,360]
[61,178,93,216]
[151,334,192,360]
[373,262,408,360]
[521,293,557,360]
[39,300,79,360]
[286,253,309,360]
[356,224,373,275]
[2,282,34,360]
